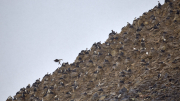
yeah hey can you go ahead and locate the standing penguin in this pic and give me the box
[158,1,161,8]
[165,0,170,3]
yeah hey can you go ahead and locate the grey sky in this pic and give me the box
[0,0,164,100]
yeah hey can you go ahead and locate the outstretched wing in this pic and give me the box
[54,59,59,62]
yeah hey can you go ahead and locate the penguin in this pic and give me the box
[136,28,142,32]
[114,37,118,40]
[141,59,146,62]
[158,1,161,8]
[93,70,99,74]
[120,52,124,56]
[141,42,145,47]
[98,52,102,55]
[141,23,145,27]
[153,25,158,29]
[111,30,116,35]
[98,88,103,91]
[104,59,109,63]
[7,96,12,100]
[85,50,89,54]
[120,80,124,84]
[165,0,170,3]
[127,22,130,26]
[26,84,30,88]
[22,93,25,98]
[89,59,93,63]
[107,53,112,56]
[136,33,141,39]
[143,12,147,15]
[129,25,133,28]
[98,66,102,69]
[97,41,101,45]
[158,73,161,78]
[70,63,75,66]
[119,42,123,44]
[66,92,71,94]
[120,45,124,50]
[72,69,76,72]
[62,63,66,66]
[176,10,179,14]
[105,42,110,46]
[60,82,64,86]
[133,48,138,51]
[169,2,173,7]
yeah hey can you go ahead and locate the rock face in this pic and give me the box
[7,0,180,101]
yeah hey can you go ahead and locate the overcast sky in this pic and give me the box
[0,0,164,100]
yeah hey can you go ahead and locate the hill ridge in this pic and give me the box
[7,0,180,101]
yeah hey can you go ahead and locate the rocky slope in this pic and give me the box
[7,0,180,101]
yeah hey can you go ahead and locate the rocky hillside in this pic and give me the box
[7,0,180,101]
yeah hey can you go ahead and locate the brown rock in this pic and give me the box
[71,72,78,78]
[99,95,106,100]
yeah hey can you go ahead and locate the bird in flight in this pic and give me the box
[54,59,63,65]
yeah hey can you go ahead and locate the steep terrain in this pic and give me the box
[7,0,180,101]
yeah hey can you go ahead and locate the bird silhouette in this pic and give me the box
[54,59,63,65]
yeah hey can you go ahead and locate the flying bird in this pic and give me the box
[54,59,63,65]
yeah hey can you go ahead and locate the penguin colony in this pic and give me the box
[7,0,180,101]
